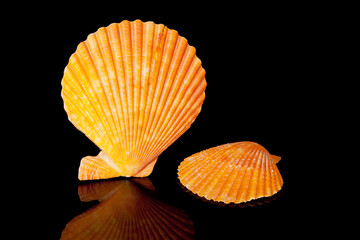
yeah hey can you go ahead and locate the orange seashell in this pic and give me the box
[61,179,195,239]
[178,141,283,204]
[61,20,206,180]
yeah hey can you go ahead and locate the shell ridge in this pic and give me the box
[63,61,116,153]
[201,146,244,200]
[179,149,218,189]
[115,22,132,159]
[216,143,249,200]
[142,43,197,159]
[193,152,229,195]
[143,73,205,162]
[79,43,115,142]
[62,69,94,122]
[165,66,204,128]
[263,153,277,197]
[85,34,122,154]
[264,152,273,196]
[185,144,236,192]
[119,20,134,161]
[130,20,143,161]
[214,143,248,201]
[238,145,263,201]
[134,25,168,172]
[255,148,267,198]
[98,151,122,174]
[140,30,179,159]
[155,81,205,155]
[106,23,130,159]
[64,54,113,143]
[179,142,232,182]
[79,155,120,181]
[94,28,125,153]
[134,22,157,160]
[133,22,154,161]
[250,146,263,199]
[143,35,187,157]
[269,155,280,195]
[178,151,207,178]
[180,143,240,202]
[163,48,199,119]
[63,91,111,152]
[225,145,256,202]
[105,24,129,155]
[82,40,122,156]
[251,146,267,200]
[179,143,230,173]
[122,21,141,172]
[267,161,276,195]
[155,46,196,131]
[144,91,205,164]
[135,25,168,167]
[261,152,272,198]
[245,146,265,201]
[133,158,157,177]
[236,146,263,202]
[141,27,171,142]
[224,144,256,202]
[101,26,128,153]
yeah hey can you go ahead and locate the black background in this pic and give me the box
[10,3,320,239]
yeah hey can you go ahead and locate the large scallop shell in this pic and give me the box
[61,20,206,180]
[60,179,195,239]
[178,141,283,204]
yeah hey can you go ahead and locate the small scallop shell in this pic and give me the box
[178,141,283,204]
[61,20,206,180]
[61,179,195,240]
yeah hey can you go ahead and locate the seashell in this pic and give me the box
[61,19,206,180]
[60,178,195,240]
[177,141,283,204]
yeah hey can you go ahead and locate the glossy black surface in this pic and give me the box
[16,5,308,239]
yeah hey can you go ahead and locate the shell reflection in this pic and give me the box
[61,178,194,239]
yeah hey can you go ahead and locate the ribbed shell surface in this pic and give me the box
[178,141,283,204]
[61,20,206,180]
[60,179,195,240]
